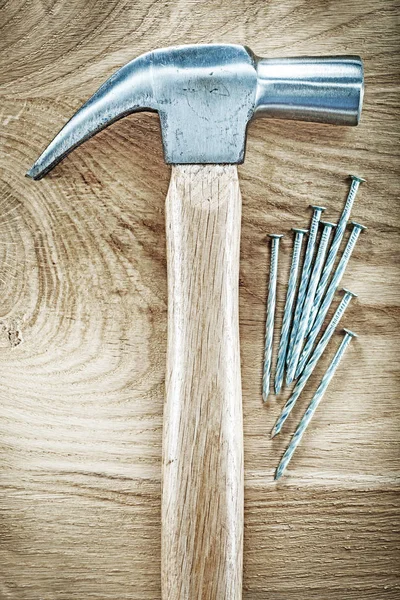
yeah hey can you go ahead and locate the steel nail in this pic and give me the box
[307,175,365,336]
[274,228,308,395]
[286,221,336,383]
[263,234,284,402]
[275,328,357,480]
[298,221,366,370]
[286,205,326,385]
[271,288,357,437]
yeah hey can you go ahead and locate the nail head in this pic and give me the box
[350,221,367,231]
[343,328,358,338]
[350,174,366,184]
[320,221,337,228]
[341,287,358,298]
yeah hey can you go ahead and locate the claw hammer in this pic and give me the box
[27,44,364,600]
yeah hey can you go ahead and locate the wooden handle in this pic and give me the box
[162,165,244,600]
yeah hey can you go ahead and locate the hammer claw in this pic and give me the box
[27,53,156,179]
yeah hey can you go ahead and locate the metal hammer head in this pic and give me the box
[27,44,364,179]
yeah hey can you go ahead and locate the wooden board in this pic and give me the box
[0,1,399,598]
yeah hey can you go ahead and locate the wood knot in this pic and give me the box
[0,319,23,348]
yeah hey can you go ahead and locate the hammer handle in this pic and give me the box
[162,165,244,600]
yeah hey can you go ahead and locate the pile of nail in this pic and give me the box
[262,176,366,479]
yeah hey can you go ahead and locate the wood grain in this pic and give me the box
[163,165,243,599]
[0,1,399,599]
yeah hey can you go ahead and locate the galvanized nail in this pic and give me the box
[286,221,336,384]
[286,205,326,385]
[275,328,357,480]
[298,221,366,370]
[263,234,284,402]
[271,288,357,437]
[274,228,308,395]
[307,175,365,336]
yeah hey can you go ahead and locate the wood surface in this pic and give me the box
[0,1,399,599]
[163,165,243,599]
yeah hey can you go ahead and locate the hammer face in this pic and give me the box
[154,44,257,164]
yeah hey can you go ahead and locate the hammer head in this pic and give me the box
[27,44,364,179]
